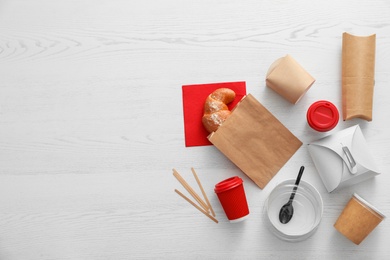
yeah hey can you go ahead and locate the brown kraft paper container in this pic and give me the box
[266,55,315,104]
[208,94,302,189]
[334,193,385,245]
[342,32,376,121]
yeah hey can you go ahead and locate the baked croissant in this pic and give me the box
[202,88,236,133]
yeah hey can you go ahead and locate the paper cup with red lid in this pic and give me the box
[214,176,249,223]
[307,100,339,132]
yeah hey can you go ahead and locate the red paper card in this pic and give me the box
[182,81,247,147]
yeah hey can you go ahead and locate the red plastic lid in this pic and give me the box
[214,176,243,193]
[307,100,339,132]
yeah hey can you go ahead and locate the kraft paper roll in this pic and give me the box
[342,32,376,121]
[266,55,315,104]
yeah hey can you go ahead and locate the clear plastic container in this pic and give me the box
[264,179,323,242]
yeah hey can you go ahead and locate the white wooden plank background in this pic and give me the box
[0,0,389,259]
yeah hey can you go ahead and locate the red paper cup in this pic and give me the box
[307,100,339,132]
[214,176,249,223]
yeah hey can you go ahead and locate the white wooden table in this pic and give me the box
[1,0,389,259]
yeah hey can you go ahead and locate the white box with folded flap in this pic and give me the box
[308,125,380,192]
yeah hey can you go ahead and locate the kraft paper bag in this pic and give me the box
[266,55,315,104]
[208,94,302,189]
[342,32,376,121]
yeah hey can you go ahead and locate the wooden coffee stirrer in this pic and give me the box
[174,190,218,223]
[173,168,217,223]
[172,169,209,211]
[191,167,216,217]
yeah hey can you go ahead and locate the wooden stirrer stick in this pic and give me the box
[191,167,216,217]
[172,169,209,212]
[175,189,218,223]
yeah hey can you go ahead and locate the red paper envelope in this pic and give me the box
[182,81,247,147]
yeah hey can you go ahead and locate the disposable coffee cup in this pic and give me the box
[214,176,249,223]
[334,193,385,245]
[307,100,339,132]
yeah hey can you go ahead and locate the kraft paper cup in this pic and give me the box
[266,55,315,104]
[214,176,249,223]
[264,179,323,242]
[334,193,385,245]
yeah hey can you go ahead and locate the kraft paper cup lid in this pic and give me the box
[307,100,339,132]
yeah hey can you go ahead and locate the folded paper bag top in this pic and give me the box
[208,94,302,189]
[308,125,380,192]
[266,55,315,104]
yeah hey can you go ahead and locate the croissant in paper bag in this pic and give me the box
[202,88,236,133]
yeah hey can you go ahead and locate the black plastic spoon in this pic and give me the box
[279,166,305,224]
